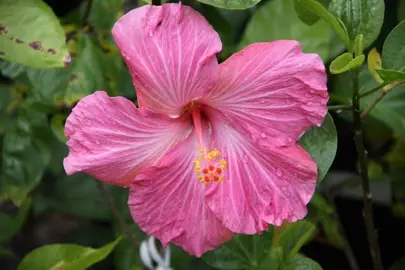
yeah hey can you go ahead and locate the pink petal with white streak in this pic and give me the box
[112,3,221,116]
[129,130,233,257]
[202,41,328,146]
[64,91,191,186]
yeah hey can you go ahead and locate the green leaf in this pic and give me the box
[0,198,31,243]
[50,114,67,143]
[281,254,323,270]
[239,0,340,62]
[354,34,364,57]
[381,20,405,72]
[257,247,284,270]
[89,0,123,30]
[0,60,26,79]
[197,0,260,10]
[0,0,70,68]
[27,34,105,107]
[52,174,111,220]
[389,257,405,270]
[329,0,385,49]
[375,69,405,82]
[278,220,316,261]
[309,193,333,214]
[0,111,52,205]
[18,236,122,270]
[203,228,274,269]
[293,0,349,48]
[332,66,405,140]
[299,113,338,182]
[329,52,365,74]
[399,1,405,22]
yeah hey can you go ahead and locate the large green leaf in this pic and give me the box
[27,34,105,107]
[332,67,405,139]
[0,198,31,243]
[239,0,338,62]
[0,60,26,79]
[197,0,260,10]
[0,111,52,205]
[329,0,385,49]
[18,236,122,270]
[381,20,405,72]
[52,174,111,220]
[375,69,405,82]
[277,220,316,261]
[203,228,274,269]
[0,0,70,68]
[299,113,338,182]
[281,254,323,270]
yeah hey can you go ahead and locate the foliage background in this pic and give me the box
[0,0,405,269]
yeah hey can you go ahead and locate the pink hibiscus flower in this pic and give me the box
[64,3,328,257]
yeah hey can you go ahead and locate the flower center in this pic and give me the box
[189,101,227,184]
[193,147,227,184]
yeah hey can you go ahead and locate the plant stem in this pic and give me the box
[351,69,383,270]
[82,0,93,27]
[328,104,352,111]
[96,181,138,249]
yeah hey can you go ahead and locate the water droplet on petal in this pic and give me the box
[309,90,315,94]
[260,132,266,138]
[276,168,283,177]
[291,216,298,222]
[95,140,100,145]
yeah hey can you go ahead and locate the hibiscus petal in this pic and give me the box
[64,91,191,186]
[129,131,233,257]
[202,41,328,146]
[112,3,221,116]
[205,113,317,234]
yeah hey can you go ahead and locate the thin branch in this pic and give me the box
[361,81,405,119]
[96,181,138,248]
[359,83,388,98]
[82,0,94,27]
[328,104,352,111]
[351,69,383,270]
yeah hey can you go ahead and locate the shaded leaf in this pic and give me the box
[0,60,26,79]
[0,0,70,67]
[197,0,260,10]
[18,236,122,270]
[50,114,67,143]
[0,198,31,243]
[203,228,274,270]
[282,254,323,270]
[0,111,52,205]
[278,220,316,261]
[240,0,340,62]
[89,0,123,30]
[299,113,338,182]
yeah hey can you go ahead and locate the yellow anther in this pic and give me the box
[193,146,227,184]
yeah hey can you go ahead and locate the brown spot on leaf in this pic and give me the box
[47,48,56,55]
[63,54,72,67]
[0,51,4,56]
[0,24,7,34]
[15,38,24,44]
[29,41,42,50]
[69,73,78,81]
[9,37,13,41]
